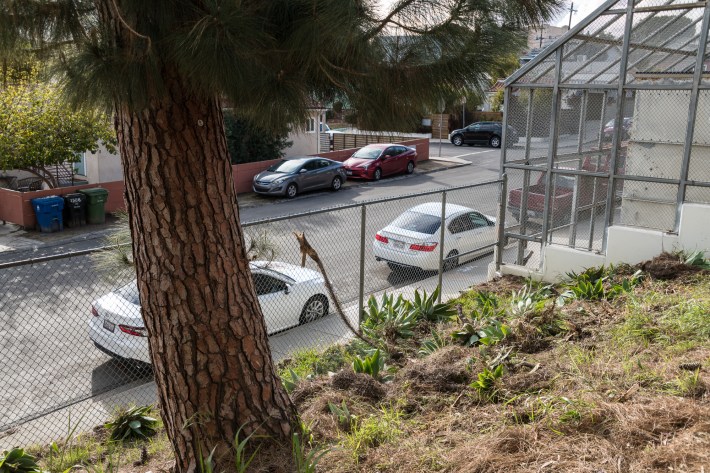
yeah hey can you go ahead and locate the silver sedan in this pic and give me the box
[252,156,347,198]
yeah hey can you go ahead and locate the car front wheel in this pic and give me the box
[286,183,298,198]
[452,135,464,146]
[489,135,501,148]
[373,168,382,181]
[299,295,329,324]
[406,161,415,174]
[331,176,343,191]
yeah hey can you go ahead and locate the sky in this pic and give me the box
[552,0,608,29]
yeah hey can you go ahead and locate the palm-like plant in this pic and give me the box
[1,0,563,470]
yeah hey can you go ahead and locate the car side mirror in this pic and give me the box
[284,285,290,294]
[383,154,391,159]
[299,168,308,173]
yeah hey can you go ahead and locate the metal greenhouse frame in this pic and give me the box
[500,0,710,269]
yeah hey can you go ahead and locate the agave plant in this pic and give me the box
[409,287,456,323]
[105,405,159,441]
[0,449,41,473]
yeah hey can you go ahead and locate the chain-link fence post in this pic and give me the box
[358,204,366,325]
[496,174,507,272]
[437,191,447,302]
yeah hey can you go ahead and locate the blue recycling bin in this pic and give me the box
[31,196,65,233]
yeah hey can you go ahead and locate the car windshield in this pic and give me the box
[266,160,303,173]
[605,119,615,128]
[116,281,140,305]
[554,175,576,190]
[391,211,441,235]
[352,148,382,159]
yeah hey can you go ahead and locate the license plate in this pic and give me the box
[103,319,115,332]
[393,240,405,249]
[346,170,353,175]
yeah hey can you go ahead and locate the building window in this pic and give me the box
[306,117,315,132]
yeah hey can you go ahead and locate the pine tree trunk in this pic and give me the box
[114,70,296,471]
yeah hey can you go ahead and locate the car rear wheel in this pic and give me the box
[299,295,329,324]
[489,135,501,148]
[444,250,459,271]
[286,183,298,198]
[373,168,382,181]
[406,161,414,174]
[452,135,464,146]
[331,176,343,191]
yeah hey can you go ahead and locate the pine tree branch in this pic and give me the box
[293,231,377,347]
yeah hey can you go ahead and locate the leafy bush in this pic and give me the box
[105,405,159,441]
[0,449,40,473]
[223,111,291,165]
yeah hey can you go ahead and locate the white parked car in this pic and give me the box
[89,261,330,363]
[373,203,496,272]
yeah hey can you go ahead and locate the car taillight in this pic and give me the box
[375,233,389,244]
[91,305,99,317]
[119,325,148,337]
[410,242,438,252]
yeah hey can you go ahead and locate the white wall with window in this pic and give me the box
[284,109,326,157]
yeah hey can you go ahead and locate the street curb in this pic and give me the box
[1,160,473,257]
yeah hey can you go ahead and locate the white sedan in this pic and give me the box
[89,261,330,363]
[373,203,496,272]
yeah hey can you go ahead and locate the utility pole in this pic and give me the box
[536,28,545,48]
[567,2,578,29]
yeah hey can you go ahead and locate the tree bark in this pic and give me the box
[114,68,296,471]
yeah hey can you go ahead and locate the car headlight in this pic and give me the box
[273,177,288,185]
[360,164,370,170]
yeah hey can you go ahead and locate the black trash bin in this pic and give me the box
[63,193,87,227]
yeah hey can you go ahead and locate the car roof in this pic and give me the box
[406,202,475,218]
[284,156,321,162]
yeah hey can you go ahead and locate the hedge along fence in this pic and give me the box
[1,138,430,228]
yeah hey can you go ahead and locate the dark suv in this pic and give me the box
[448,122,518,148]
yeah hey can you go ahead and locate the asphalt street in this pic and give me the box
[0,141,509,443]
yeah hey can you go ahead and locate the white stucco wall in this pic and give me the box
[496,202,710,282]
[84,144,123,184]
[283,110,325,158]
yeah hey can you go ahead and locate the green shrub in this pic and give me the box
[105,405,158,441]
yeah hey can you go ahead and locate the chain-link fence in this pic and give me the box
[502,0,710,270]
[0,179,505,448]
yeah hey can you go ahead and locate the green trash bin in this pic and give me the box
[78,188,109,224]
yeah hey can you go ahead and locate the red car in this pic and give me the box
[342,144,417,181]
